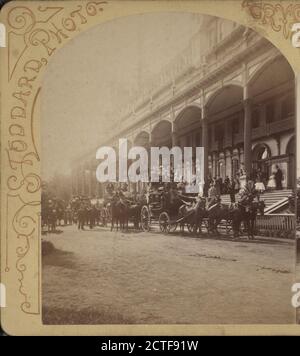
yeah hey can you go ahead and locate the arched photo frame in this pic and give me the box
[1,0,300,335]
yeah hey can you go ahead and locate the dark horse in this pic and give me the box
[187,200,241,236]
[110,197,142,231]
[231,200,265,239]
[192,202,233,235]
[206,203,234,235]
[180,198,206,234]
[110,198,127,231]
[122,201,143,230]
[178,198,224,235]
[47,207,57,232]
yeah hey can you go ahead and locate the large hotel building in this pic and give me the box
[71,16,296,198]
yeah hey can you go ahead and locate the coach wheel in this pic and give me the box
[141,206,150,232]
[187,223,194,233]
[169,223,177,232]
[159,212,171,234]
[225,220,232,235]
[187,223,198,235]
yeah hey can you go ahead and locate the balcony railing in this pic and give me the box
[203,115,294,153]
[114,26,250,134]
[255,214,295,232]
[233,132,243,145]
[266,117,294,135]
[251,126,266,139]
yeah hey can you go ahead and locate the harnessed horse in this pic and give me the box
[231,199,265,239]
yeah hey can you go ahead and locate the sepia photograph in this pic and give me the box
[39,11,298,325]
[296,177,300,324]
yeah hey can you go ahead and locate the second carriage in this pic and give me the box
[140,188,198,234]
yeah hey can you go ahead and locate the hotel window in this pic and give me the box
[215,125,224,150]
[186,135,191,147]
[266,101,275,123]
[208,128,212,145]
[281,95,294,119]
[232,117,239,134]
[215,125,224,141]
[196,132,201,146]
[252,108,260,129]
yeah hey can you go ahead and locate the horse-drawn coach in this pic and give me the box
[140,182,266,239]
[140,187,203,234]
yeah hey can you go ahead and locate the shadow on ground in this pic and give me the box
[163,230,293,247]
[42,243,77,269]
[42,306,133,325]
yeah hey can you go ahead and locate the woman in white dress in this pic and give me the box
[255,169,266,193]
[267,173,276,190]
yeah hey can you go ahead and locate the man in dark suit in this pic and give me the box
[274,165,283,190]
[77,203,86,230]
[229,177,236,203]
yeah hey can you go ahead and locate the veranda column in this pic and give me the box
[201,106,209,179]
[76,167,80,195]
[96,179,99,198]
[171,122,180,182]
[72,168,77,196]
[98,183,103,198]
[297,72,300,181]
[211,153,215,177]
[89,162,93,197]
[148,133,155,190]
[225,150,232,178]
[72,167,77,195]
[77,167,81,195]
[78,166,83,195]
[81,165,85,196]
[172,125,179,146]
[87,161,93,197]
[92,165,97,197]
[243,86,252,177]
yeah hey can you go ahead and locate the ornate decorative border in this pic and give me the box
[3,1,108,315]
[1,0,299,335]
[242,0,300,39]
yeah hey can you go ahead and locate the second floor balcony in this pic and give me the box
[208,116,294,153]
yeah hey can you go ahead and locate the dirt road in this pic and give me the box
[42,226,296,324]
